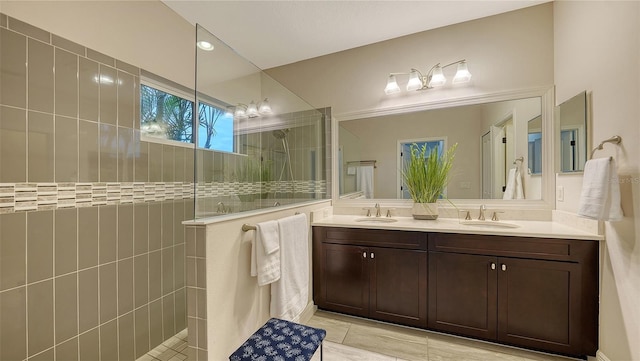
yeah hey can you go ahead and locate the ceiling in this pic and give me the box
[163,0,550,70]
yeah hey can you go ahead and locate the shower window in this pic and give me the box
[140,82,194,144]
[197,102,234,152]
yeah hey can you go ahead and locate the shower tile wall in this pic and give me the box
[0,15,192,361]
[185,226,208,361]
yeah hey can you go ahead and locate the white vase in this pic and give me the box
[412,202,439,220]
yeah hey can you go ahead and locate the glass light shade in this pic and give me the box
[258,98,272,114]
[428,66,446,87]
[246,101,259,118]
[406,69,423,91]
[452,61,472,84]
[384,75,401,95]
[224,107,234,117]
[234,106,247,119]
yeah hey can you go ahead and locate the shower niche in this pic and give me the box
[194,25,328,218]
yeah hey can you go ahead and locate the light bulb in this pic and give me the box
[406,69,423,91]
[452,61,472,84]
[258,98,272,114]
[246,101,259,118]
[384,75,401,95]
[234,106,247,119]
[196,40,214,51]
[428,65,446,87]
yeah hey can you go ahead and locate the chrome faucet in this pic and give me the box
[273,201,281,207]
[217,202,226,214]
[478,204,486,221]
[374,203,381,217]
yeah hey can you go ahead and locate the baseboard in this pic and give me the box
[596,350,611,361]
[295,301,317,324]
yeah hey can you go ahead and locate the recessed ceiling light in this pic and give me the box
[197,40,214,51]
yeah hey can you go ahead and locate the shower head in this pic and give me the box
[272,129,289,140]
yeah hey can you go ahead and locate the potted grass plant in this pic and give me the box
[402,143,457,220]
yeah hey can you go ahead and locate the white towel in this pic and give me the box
[356,165,374,199]
[250,220,281,286]
[503,168,525,200]
[270,213,309,321]
[578,158,623,221]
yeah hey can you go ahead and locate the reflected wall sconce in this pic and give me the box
[229,98,273,119]
[384,59,472,95]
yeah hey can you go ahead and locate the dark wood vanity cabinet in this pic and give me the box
[312,227,598,358]
[312,227,428,328]
[428,233,599,357]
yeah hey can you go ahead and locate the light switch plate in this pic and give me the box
[556,186,564,202]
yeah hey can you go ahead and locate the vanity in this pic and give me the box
[312,216,600,359]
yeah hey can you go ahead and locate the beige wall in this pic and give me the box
[201,201,330,360]
[265,3,554,116]
[1,0,194,89]
[554,1,640,360]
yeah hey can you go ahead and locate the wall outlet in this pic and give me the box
[459,181,471,189]
[556,186,564,202]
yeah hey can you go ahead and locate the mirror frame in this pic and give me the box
[331,86,556,210]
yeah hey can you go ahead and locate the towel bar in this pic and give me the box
[590,135,621,159]
[242,212,301,232]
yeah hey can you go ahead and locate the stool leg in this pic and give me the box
[320,342,323,361]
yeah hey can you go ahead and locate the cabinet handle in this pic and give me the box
[501,264,507,271]
[490,262,496,270]
[370,252,375,259]
[363,252,367,258]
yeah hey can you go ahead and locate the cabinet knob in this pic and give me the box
[370,252,375,259]
[501,264,507,271]
[490,262,496,270]
[363,252,367,258]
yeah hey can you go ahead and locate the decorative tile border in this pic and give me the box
[0,180,326,214]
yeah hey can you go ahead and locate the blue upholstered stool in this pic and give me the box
[229,318,326,361]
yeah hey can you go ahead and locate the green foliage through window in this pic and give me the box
[140,84,193,143]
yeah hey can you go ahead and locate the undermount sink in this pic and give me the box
[355,217,398,223]
[460,220,520,228]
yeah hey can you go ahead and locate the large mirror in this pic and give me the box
[556,91,587,172]
[337,91,553,203]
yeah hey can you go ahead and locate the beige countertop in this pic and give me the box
[312,215,603,241]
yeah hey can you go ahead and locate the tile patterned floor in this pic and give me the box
[138,312,581,361]
[305,310,581,361]
[137,329,188,361]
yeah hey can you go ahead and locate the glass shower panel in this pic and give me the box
[195,25,327,219]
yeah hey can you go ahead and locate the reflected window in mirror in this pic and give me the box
[399,139,445,199]
[557,91,587,172]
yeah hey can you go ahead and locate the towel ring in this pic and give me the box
[590,135,621,159]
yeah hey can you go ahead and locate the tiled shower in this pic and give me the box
[0,14,191,361]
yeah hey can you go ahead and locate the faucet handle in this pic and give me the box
[386,208,396,218]
[491,211,505,221]
[362,208,371,217]
[465,211,472,220]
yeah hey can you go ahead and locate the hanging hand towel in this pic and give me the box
[578,158,623,221]
[515,168,525,199]
[270,213,309,322]
[356,165,374,199]
[250,220,281,286]
[503,168,525,200]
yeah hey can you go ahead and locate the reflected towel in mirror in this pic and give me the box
[503,168,524,200]
[356,165,374,199]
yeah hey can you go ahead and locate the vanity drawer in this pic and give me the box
[428,233,593,262]
[316,226,427,250]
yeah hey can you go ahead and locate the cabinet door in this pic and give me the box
[319,243,369,317]
[497,258,582,355]
[428,252,498,339]
[369,247,427,327]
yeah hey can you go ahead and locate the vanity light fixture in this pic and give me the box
[384,59,472,95]
[231,98,273,119]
